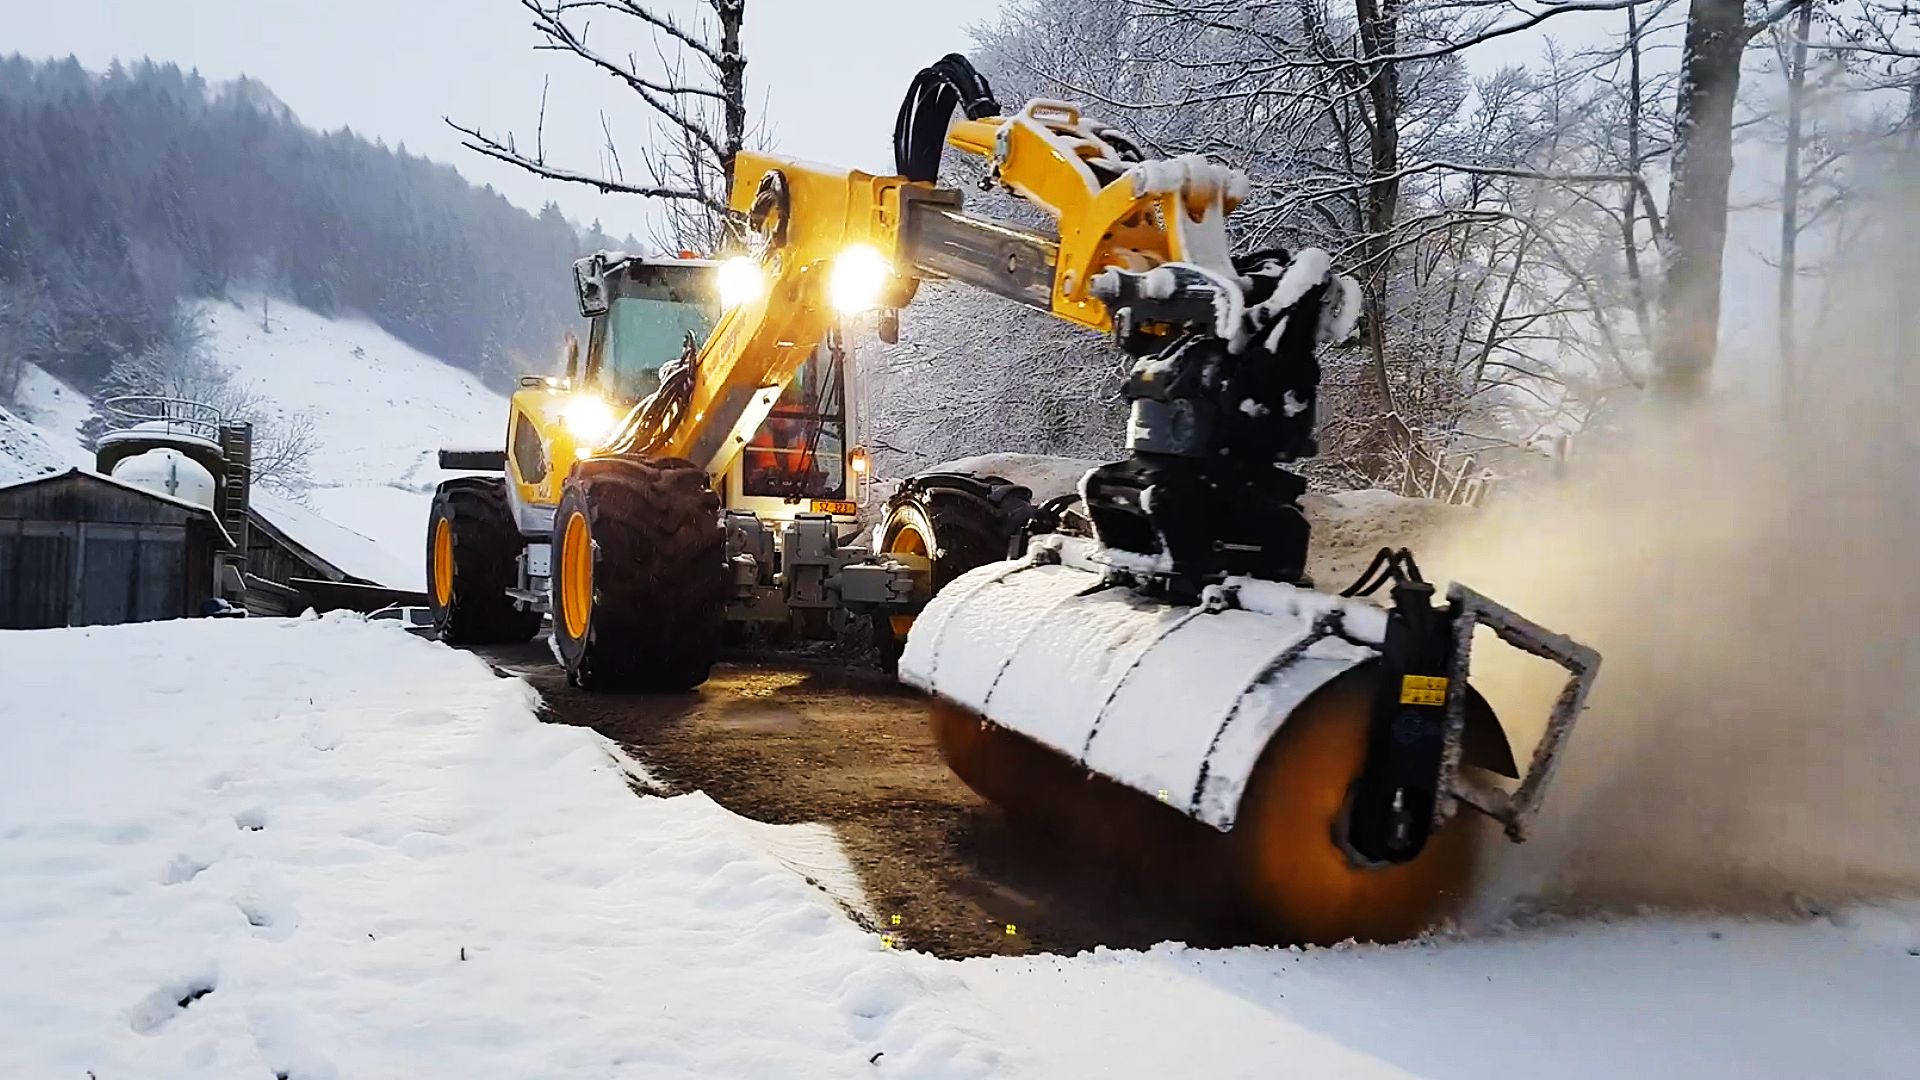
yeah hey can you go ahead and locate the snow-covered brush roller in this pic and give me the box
[431,51,1599,944]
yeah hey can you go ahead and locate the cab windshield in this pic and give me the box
[590,263,718,404]
[743,345,847,500]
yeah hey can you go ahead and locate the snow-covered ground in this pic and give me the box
[197,295,511,588]
[3,619,1914,1079]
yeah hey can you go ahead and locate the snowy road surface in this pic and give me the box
[1,618,1914,1079]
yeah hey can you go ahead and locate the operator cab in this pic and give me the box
[575,253,861,528]
[723,343,857,525]
[580,258,718,404]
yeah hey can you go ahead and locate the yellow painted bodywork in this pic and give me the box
[656,151,912,464]
[506,383,598,510]
[512,96,1242,509]
[949,101,1245,329]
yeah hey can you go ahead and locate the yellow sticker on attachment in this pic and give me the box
[810,499,858,516]
[1400,675,1450,707]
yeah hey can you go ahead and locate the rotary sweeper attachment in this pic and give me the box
[897,250,1601,945]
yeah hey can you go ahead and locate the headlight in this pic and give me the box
[717,255,766,309]
[828,244,892,314]
[560,394,617,446]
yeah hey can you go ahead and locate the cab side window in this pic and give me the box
[511,412,548,485]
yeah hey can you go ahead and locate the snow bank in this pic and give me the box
[1300,488,1470,590]
[0,402,79,484]
[0,618,1003,1079]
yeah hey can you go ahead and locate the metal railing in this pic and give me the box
[101,395,225,442]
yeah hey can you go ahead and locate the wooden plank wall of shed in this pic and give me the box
[0,475,214,628]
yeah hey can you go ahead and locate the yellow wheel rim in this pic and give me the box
[886,523,928,639]
[431,517,454,607]
[560,510,593,640]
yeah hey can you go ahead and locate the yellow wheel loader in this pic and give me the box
[429,54,1602,943]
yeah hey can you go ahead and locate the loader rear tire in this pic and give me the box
[427,478,542,645]
[550,457,724,691]
[874,474,1034,667]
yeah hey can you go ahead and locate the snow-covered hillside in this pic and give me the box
[0,295,509,590]
[1,617,1914,1078]
[196,295,512,586]
[0,362,94,485]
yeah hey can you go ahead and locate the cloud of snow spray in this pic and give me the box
[1427,176,1920,919]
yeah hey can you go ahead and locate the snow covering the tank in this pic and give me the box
[899,553,1382,829]
[0,469,240,552]
[109,448,218,509]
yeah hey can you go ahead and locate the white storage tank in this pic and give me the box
[109,447,217,510]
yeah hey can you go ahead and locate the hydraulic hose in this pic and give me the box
[893,53,1001,183]
[604,333,697,458]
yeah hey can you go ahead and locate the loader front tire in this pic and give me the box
[550,457,724,691]
[874,473,1034,666]
[426,478,542,645]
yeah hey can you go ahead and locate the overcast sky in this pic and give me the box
[4,0,1004,241]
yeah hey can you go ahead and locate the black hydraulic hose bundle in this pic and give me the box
[604,332,698,458]
[893,53,1001,182]
[1341,546,1427,597]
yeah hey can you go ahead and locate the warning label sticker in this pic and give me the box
[1399,675,1450,707]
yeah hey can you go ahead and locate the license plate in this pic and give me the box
[1399,675,1449,707]
[810,499,857,516]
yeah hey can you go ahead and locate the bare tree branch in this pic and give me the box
[446,117,724,206]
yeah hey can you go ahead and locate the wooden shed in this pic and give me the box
[0,468,236,629]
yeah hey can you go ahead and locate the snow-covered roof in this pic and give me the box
[0,467,237,549]
[248,488,415,589]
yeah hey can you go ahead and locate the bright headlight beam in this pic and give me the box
[717,255,766,309]
[560,394,617,446]
[828,244,892,314]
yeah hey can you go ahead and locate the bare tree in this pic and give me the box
[91,323,317,493]
[1652,0,1839,399]
[248,410,318,495]
[973,0,1669,493]
[448,0,751,252]
[1775,1,1815,391]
